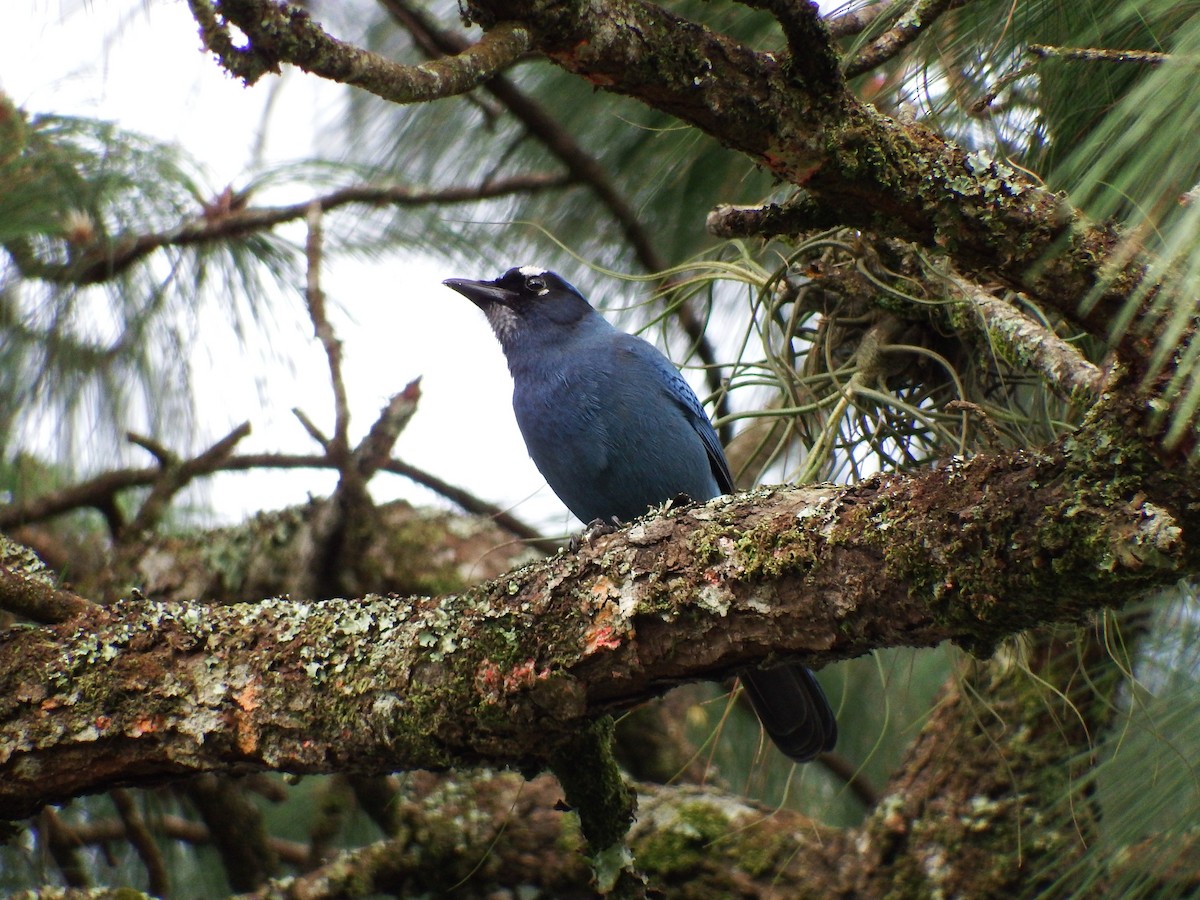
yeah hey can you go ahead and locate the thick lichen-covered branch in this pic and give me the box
[2,416,1194,818]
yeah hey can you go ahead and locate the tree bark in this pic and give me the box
[3,412,1194,819]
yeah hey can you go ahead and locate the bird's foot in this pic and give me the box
[665,492,695,512]
[569,516,621,553]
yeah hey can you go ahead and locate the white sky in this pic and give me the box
[5,0,574,535]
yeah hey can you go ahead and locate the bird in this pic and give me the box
[444,265,837,762]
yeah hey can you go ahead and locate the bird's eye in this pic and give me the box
[525,275,547,294]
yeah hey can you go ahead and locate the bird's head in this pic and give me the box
[443,266,596,350]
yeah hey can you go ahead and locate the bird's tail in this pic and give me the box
[740,664,838,763]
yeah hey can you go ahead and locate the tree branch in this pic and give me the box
[946,276,1106,401]
[0,452,554,555]
[0,534,92,624]
[2,426,1194,818]
[17,175,570,286]
[190,0,530,100]
[1028,43,1173,65]
[126,423,252,537]
[842,0,969,79]
[825,0,895,39]
[737,0,842,88]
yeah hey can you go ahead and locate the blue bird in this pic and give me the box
[444,266,836,762]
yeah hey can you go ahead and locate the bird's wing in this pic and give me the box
[621,335,735,495]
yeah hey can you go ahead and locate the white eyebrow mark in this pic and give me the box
[518,265,547,277]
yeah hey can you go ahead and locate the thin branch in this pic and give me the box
[126,422,252,536]
[968,59,1038,116]
[353,379,423,480]
[17,174,570,286]
[737,0,842,88]
[303,203,351,462]
[816,750,880,808]
[952,279,1106,401]
[42,812,310,868]
[38,809,90,888]
[189,0,530,101]
[0,451,553,553]
[126,433,175,467]
[971,43,1174,117]
[292,409,331,450]
[1029,44,1174,65]
[380,457,560,554]
[842,0,969,79]
[111,789,170,897]
[826,0,895,39]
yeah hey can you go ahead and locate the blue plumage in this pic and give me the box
[444,266,836,762]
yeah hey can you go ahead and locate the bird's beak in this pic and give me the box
[443,278,515,309]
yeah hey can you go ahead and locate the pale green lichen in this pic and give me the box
[0,534,56,587]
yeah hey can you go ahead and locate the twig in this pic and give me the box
[381,457,560,555]
[127,422,253,535]
[301,204,388,598]
[843,0,968,79]
[38,808,90,888]
[354,378,423,480]
[815,750,881,808]
[304,202,351,462]
[1029,44,1173,65]
[111,789,171,897]
[47,812,310,868]
[127,433,175,466]
[968,59,1038,116]
[292,408,331,449]
[971,42,1173,116]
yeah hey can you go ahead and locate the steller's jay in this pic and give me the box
[444,266,837,762]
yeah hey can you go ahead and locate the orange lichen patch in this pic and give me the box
[129,716,160,737]
[583,624,623,655]
[236,717,259,755]
[589,574,619,600]
[235,682,259,712]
